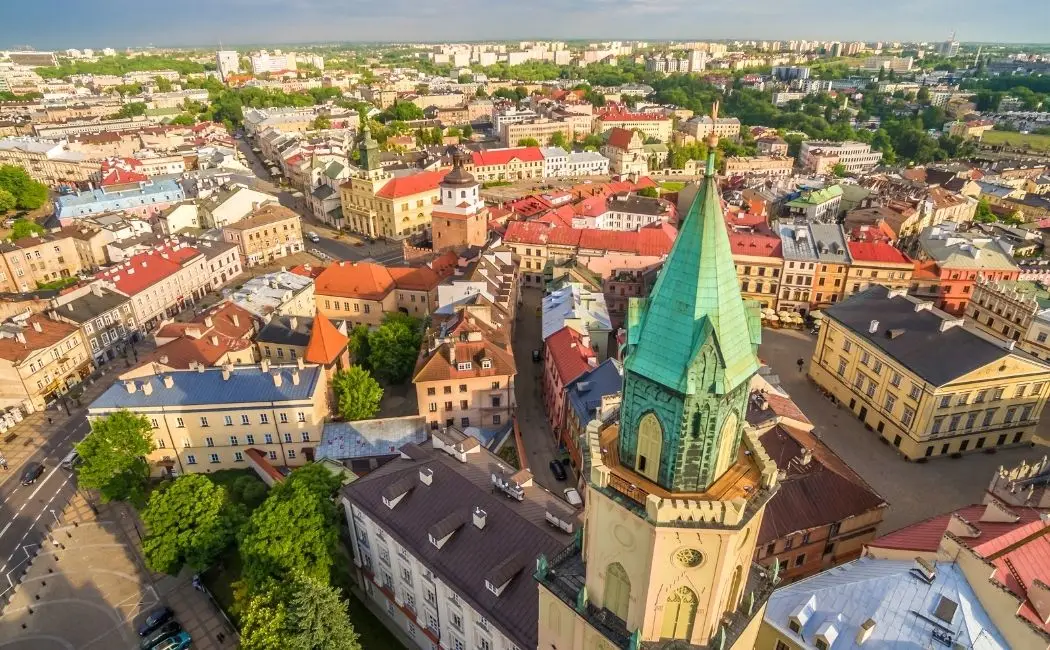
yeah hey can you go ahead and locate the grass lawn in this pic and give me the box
[36,276,79,291]
[982,130,1050,152]
[659,181,686,192]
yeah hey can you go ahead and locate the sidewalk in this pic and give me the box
[108,500,240,650]
[0,366,117,477]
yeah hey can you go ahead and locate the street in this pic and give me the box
[759,328,1050,533]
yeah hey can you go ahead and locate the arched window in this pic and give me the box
[661,586,697,640]
[712,412,739,480]
[729,564,744,611]
[603,563,630,621]
[636,413,662,482]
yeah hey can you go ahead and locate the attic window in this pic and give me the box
[457,362,472,371]
[789,620,802,634]
[481,358,492,369]
[815,640,828,650]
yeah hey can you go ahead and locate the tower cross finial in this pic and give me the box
[706,101,720,173]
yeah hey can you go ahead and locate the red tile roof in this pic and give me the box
[156,302,255,342]
[471,147,544,166]
[847,241,912,264]
[598,110,669,122]
[315,261,394,300]
[389,265,441,292]
[729,232,783,258]
[290,263,324,279]
[545,326,596,385]
[100,168,149,186]
[96,243,202,296]
[304,314,349,365]
[0,315,78,364]
[374,170,446,199]
[508,195,554,218]
[504,221,676,257]
[604,127,637,151]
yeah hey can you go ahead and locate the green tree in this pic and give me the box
[377,101,424,122]
[0,165,49,210]
[457,73,473,84]
[0,188,15,213]
[287,573,361,650]
[973,198,997,224]
[549,131,568,149]
[311,115,332,130]
[916,86,931,104]
[347,325,371,367]
[331,366,383,421]
[238,465,339,589]
[637,186,659,198]
[141,474,242,574]
[461,124,473,138]
[831,162,848,178]
[366,313,423,384]
[168,113,196,126]
[154,76,173,92]
[475,87,488,98]
[76,410,153,504]
[9,218,44,238]
[239,584,290,650]
[114,102,147,118]
[517,137,540,147]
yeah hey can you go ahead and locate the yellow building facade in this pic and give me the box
[87,362,329,476]
[809,286,1050,460]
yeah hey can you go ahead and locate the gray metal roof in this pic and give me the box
[257,315,313,347]
[315,416,428,461]
[89,364,322,409]
[808,224,852,264]
[764,557,1009,649]
[824,285,1047,386]
[778,222,819,261]
[54,287,130,323]
[342,439,574,649]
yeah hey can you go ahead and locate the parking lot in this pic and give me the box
[760,328,1050,533]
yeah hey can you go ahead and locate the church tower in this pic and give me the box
[536,104,780,650]
[433,146,488,251]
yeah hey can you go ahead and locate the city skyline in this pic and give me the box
[3,0,1050,50]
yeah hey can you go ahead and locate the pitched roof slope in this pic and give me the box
[304,313,349,365]
[626,160,759,395]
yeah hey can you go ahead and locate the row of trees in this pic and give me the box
[36,55,207,80]
[75,411,360,650]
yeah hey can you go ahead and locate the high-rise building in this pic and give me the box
[216,50,240,82]
[939,32,961,57]
[537,117,779,649]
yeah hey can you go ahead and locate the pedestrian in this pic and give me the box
[796,358,805,373]
[217,632,226,644]
[47,416,52,425]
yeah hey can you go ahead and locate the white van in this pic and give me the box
[59,449,79,470]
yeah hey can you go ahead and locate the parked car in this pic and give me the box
[549,459,567,481]
[137,606,174,637]
[140,621,182,650]
[59,449,79,470]
[563,487,583,507]
[532,349,541,363]
[153,632,192,650]
[20,462,44,486]
[307,231,320,243]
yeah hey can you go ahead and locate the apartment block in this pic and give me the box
[0,233,84,293]
[594,108,673,142]
[0,313,92,413]
[843,241,914,299]
[466,148,544,183]
[222,204,304,267]
[723,155,794,177]
[51,284,136,367]
[799,141,883,174]
[967,278,1050,361]
[729,230,783,310]
[88,363,329,476]
[810,286,1050,461]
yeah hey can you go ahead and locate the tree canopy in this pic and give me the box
[367,313,423,384]
[141,474,243,574]
[237,464,340,589]
[0,189,15,214]
[239,573,360,650]
[76,410,153,504]
[376,101,424,123]
[0,165,49,210]
[517,137,540,147]
[331,367,383,421]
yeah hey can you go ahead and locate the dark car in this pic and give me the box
[140,620,182,650]
[137,606,174,637]
[549,459,567,481]
[20,462,44,486]
[532,349,542,363]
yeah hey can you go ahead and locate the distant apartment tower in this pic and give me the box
[799,140,883,174]
[772,66,810,81]
[216,50,240,82]
[250,50,297,74]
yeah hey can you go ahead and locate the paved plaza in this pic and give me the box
[760,328,1050,533]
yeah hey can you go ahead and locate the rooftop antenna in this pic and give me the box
[706,101,719,176]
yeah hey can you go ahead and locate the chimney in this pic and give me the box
[91,283,103,297]
[473,506,487,530]
[291,370,300,385]
[142,381,153,396]
[448,343,456,364]
[163,375,174,388]
[196,362,205,373]
[204,316,214,327]
[800,448,813,465]
[260,359,270,373]
[221,367,231,381]
[124,380,137,394]
[232,314,240,327]
[868,319,879,334]
[31,321,43,333]
[66,303,73,312]
[856,618,876,645]
[159,355,169,365]
[296,357,305,370]
[581,333,591,350]
[273,372,283,387]
[290,316,298,330]
[419,467,433,485]
[210,335,219,346]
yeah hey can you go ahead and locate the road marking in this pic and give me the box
[27,465,61,501]
[0,522,11,539]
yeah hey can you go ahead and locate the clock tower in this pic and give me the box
[536,104,780,650]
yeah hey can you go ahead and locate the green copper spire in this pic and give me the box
[359,123,380,172]
[617,104,762,492]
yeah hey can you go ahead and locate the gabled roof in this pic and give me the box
[847,241,912,265]
[304,313,349,365]
[0,315,79,363]
[374,169,446,199]
[604,127,637,151]
[470,147,544,166]
[565,358,623,424]
[545,326,597,385]
[315,261,395,300]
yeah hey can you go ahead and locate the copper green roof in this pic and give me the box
[624,163,760,395]
[786,184,843,208]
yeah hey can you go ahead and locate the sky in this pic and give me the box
[3,0,1049,50]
